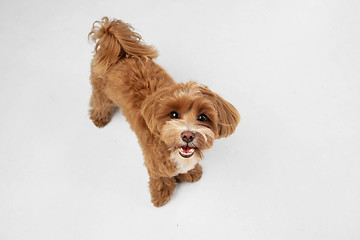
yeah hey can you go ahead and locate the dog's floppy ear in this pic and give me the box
[141,88,168,135]
[198,85,240,138]
[141,93,158,134]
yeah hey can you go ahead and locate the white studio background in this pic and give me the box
[1,0,360,239]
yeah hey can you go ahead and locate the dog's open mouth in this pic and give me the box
[179,145,195,158]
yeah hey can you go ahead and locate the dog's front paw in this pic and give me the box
[176,164,202,183]
[89,108,113,128]
[149,176,176,207]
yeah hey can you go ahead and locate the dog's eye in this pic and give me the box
[197,114,208,122]
[169,111,179,119]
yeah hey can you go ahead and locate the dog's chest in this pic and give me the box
[170,152,200,174]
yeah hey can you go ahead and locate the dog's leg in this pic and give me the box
[149,176,176,207]
[176,164,203,183]
[89,76,115,128]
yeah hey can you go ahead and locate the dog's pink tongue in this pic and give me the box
[181,146,192,152]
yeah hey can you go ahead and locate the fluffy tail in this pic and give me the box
[89,17,158,75]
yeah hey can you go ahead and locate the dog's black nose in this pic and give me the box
[181,131,195,143]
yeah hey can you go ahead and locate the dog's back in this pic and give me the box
[88,17,174,128]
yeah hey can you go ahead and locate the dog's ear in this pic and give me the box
[141,93,158,134]
[198,85,240,138]
[141,88,168,135]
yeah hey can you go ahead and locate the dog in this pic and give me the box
[88,17,240,207]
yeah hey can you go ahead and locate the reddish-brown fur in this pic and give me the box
[88,17,240,207]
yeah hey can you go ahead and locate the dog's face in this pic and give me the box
[141,82,240,173]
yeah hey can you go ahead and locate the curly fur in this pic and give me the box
[88,17,240,207]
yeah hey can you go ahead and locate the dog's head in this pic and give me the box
[141,82,240,172]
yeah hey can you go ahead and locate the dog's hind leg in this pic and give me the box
[89,75,116,128]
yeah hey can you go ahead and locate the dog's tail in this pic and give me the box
[89,17,158,75]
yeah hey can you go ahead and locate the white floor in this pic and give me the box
[1,0,360,239]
